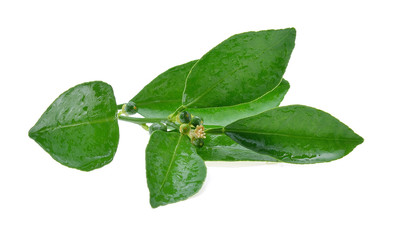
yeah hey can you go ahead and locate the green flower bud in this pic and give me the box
[179,123,191,134]
[149,123,167,135]
[192,138,204,148]
[177,111,191,124]
[124,101,138,115]
[191,116,203,127]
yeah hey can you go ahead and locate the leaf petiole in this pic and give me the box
[168,105,187,121]
[118,115,167,125]
[117,104,125,110]
[205,127,224,134]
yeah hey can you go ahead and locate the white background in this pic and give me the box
[1,1,394,239]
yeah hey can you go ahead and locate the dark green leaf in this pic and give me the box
[189,79,289,126]
[183,28,296,108]
[225,105,364,163]
[146,131,207,208]
[29,81,119,171]
[131,60,198,118]
[131,60,289,125]
[197,134,279,162]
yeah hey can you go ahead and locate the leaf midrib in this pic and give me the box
[32,117,116,134]
[225,128,362,142]
[189,79,286,112]
[159,134,183,191]
[183,32,291,107]
[200,145,280,160]
[136,99,180,106]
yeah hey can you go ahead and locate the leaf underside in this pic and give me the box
[189,79,289,126]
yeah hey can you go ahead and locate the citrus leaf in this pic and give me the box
[197,134,279,162]
[183,28,296,108]
[225,105,364,163]
[131,60,197,118]
[146,131,206,208]
[131,62,290,126]
[29,81,119,171]
[189,79,289,126]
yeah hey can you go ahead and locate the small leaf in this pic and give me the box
[29,81,119,171]
[225,105,364,163]
[183,28,296,108]
[197,134,279,162]
[146,131,207,208]
[131,60,198,118]
[189,79,290,126]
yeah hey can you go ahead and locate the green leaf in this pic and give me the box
[131,60,198,118]
[197,134,279,162]
[189,79,290,126]
[225,105,364,164]
[146,131,207,208]
[131,61,290,125]
[182,28,296,108]
[29,81,119,171]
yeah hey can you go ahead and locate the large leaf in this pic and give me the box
[131,60,198,118]
[29,81,119,171]
[197,134,279,162]
[182,28,296,108]
[132,62,290,125]
[189,79,289,126]
[225,105,364,163]
[146,131,207,208]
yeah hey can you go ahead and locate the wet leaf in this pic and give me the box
[183,28,296,108]
[197,134,279,162]
[189,79,289,126]
[131,60,197,118]
[131,61,290,126]
[225,105,363,163]
[29,81,119,171]
[146,131,206,208]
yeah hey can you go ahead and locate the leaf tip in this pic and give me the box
[149,197,161,209]
[28,126,37,140]
[284,27,296,35]
[356,134,364,145]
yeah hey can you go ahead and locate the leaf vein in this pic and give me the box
[33,117,116,134]
[184,32,291,107]
[159,134,183,191]
[226,129,361,142]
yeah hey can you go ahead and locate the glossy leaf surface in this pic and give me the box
[225,105,363,163]
[189,79,289,126]
[183,28,296,108]
[131,60,197,118]
[29,81,119,171]
[131,61,289,125]
[146,131,206,208]
[197,134,279,162]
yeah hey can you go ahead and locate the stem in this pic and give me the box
[118,116,166,124]
[168,105,187,120]
[117,104,125,110]
[164,120,180,130]
[141,124,149,131]
[205,127,225,134]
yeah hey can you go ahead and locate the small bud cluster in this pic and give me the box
[177,111,205,148]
